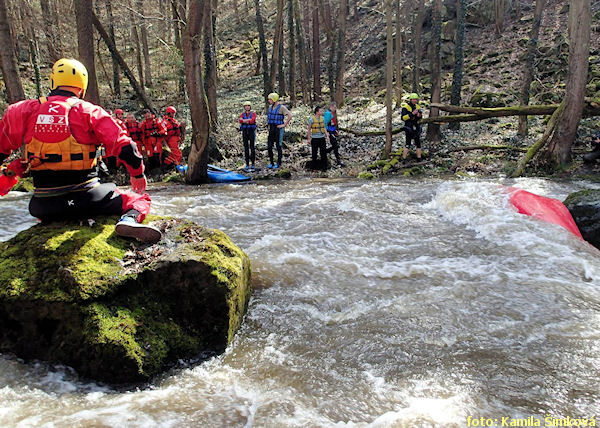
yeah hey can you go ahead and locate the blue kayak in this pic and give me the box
[207,164,251,183]
[175,164,250,183]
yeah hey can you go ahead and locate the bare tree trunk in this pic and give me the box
[312,0,321,101]
[254,0,272,106]
[278,26,286,95]
[384,0,394,157]
[74,0,100,104]
[288,0,296,106]
[515,0,521,19]
[426,0,442,144]
[204,0,218,131]
[293,0,310,104]
[394,0,402,106]
[29,39,41,98]
[449,0,465,130]
[270,0,285,91]
[518,0,546,136]
[40,0,61,62]
[173,0,182,51]
[129,0,145,87]
[105,0,120,96]
[92,12,156,113]
[544,0,590,166]
[0,0,24,103]
[412,0,424,93]
[353,0,358,21]
[334,0,347,106]
[494,0,505,36]
[137,0,153,87]
[183,0,210,184]
[172,0,186,97]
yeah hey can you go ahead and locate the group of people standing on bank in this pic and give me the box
[108,106,183,172]
[238,94,344,172]
[239,92,423,171]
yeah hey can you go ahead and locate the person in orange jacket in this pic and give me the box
[139,109,166,170]
[0,58,161,243]
[161,106,183,168]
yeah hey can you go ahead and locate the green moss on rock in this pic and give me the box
[0,217,252,384]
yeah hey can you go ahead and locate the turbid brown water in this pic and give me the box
[0,177,599,427]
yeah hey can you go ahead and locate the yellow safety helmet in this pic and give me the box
[243,101,252,107]
[408,93,419,100]
[268,92,279,102]
[50,58,89,97]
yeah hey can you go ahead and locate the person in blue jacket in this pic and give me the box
[266,92,292,169]
[323,101,344,166]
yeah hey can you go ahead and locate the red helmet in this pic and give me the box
[166,106,176,114]
[115,108,124,115]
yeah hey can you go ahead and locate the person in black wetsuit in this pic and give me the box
[401,93,423,160]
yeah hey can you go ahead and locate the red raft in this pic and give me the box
[507,187,583,239]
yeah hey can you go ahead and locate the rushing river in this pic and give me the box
[1,177,599,427]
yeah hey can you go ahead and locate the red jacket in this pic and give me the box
[0,92,143,179]
[115,118,128,134]
[126,119,143,143]
[140,117,166,142]
[162,116,182,138]
[238,111,257,127]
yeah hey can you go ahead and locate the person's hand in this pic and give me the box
[130,174,147,194]
[277,124,285,128]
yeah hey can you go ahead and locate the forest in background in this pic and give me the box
[1,0,600,182]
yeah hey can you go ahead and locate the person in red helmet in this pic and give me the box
[0,58,161,243]
[140,109,166,170]
[161,106,183,168]
[114,109,127,132]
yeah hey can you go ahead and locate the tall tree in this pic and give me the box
[270,0,285,90]
[394,0,403,106]
[494,0,505,36]
[312,0,321,101]
[293,0,310,103]
[426,0,442,144]
[544,0,591,166]
[40,0,61,62]
[105,0,120,96]
[334,0,348,106]
[204,0,218,131]
[412,0,424,93]
[449,0,466,130]
[129,0,145,87]
[288,0,296,106]
[278,26,286,96]
[0,0,25,103]
[384,0,394,157]
[518,0,546,136]
[137,0,153,87]
[74,0,100,103]
[183,0,210,184]
[254,0,272,106]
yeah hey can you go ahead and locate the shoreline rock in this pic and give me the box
[564,189,600,249]
[0,217,252,385]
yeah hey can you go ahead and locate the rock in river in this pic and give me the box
[0,217,252,384]
[564,189,600,249]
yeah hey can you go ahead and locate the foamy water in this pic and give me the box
[0,177,599,427]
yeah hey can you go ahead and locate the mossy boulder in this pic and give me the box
[0,217,252,384]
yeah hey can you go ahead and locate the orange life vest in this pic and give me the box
[26,97,98,171]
